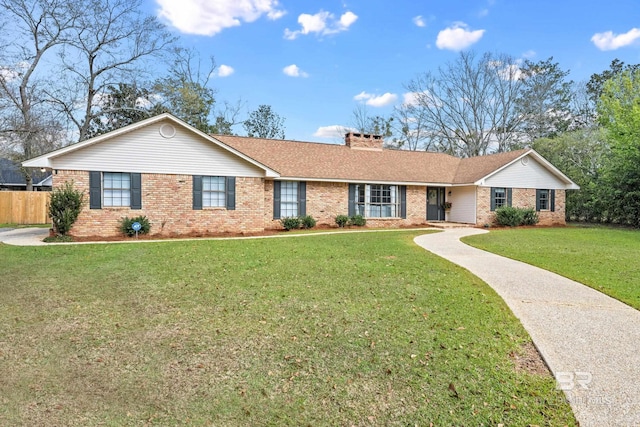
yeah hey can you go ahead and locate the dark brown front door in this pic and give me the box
[427,187,445,221]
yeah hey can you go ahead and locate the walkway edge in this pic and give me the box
[414,229,640,427]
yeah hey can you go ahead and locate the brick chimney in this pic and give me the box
[345,132,384,151]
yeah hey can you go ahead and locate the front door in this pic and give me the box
[427,187,445,221]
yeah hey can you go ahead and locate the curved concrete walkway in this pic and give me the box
[414,228,640,427]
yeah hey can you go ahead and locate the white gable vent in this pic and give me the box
[159,123,176,138]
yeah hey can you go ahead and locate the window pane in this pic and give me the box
[539,190,549,210]
[494,187,506,208]
[103,172,131,207]
[203,176,226,207]
[280,182,298,216]
[361,184,400,218]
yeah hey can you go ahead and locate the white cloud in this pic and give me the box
[284,10,358,40]
[522,49,536,59]
[436,22,485,51]
[402,92,420,106]
[216,64,235,77]
[413,15,426,27]
[591,28,640,51]
[156,0,286,36]
[313,125,356,139]
[0,67,19,82]
[353,91,398,107]
[283,64,309,78]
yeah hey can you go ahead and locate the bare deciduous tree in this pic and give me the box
[48,0,175,141]
[392,99,437,151]
[405,51,524,157]
[0,0,78,188]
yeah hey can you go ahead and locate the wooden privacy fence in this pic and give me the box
[0,191,50,224]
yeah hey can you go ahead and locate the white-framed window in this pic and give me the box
[280,181,299,217]
[493,187,507,210]
[537,189,552,211]
[202,176,226,207]
[355,184,400,218]
[103,172,131,207]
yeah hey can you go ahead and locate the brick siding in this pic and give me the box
[476,186,566,226]
[54,170,265,237]
[266,182,429,229]
[55,170,566,237]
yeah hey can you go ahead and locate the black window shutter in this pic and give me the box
[535,189,541,211]
[298,181,306,216]
[348,184,356,216]
[550,189,556,212]
[273,181,281,219]
[193,176,203,210]
[130,173,142,209]
[226,177,236,210]
[89,171,102,209]
[490,188,496,211]
[400,186,407,219]
[507,188,512,207]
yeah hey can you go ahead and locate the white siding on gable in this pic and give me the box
[483,155,565,189]
[50,121,265,177]
[447,186,476,224]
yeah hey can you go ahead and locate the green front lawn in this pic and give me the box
[0,231,574,426]
[463,226,640,310]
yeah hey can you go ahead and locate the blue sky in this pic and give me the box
[145,0,640,142]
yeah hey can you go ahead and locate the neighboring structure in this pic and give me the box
[23,114,579,237]
[0,158,52,191]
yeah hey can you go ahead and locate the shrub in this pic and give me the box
[495,206,539,227]
[522,208,539,226]
[299,215,317,229]
[48,181,85,236]
[349,214,367,227]
[119,215,151,236]
[280,216,301,231]
[495,206,524,227]
[335,215,349,228]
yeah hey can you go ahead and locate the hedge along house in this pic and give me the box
[23,114,579,237]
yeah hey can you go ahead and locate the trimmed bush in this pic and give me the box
[299,215,317,229]
[335,215,349,228]
[495,206,524,227]
[49,181,85,236]
[522,208,539,226]
[119,215,151,236]
[349,214,367,227]
[495,206,539,227]
[280,216,301,231]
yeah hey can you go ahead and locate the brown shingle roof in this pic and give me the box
[214,134,528,185]
[454,149,529,183]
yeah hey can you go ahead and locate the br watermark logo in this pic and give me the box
[555,371,592,390]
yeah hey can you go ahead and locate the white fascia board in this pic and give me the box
[274,177,454,187]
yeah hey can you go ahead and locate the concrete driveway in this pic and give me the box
[0,227,49,246]
[414,228,640,427]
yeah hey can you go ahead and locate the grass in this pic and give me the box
[463,226,640,310]
[0,223,50,228]
[0,231,575,426]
